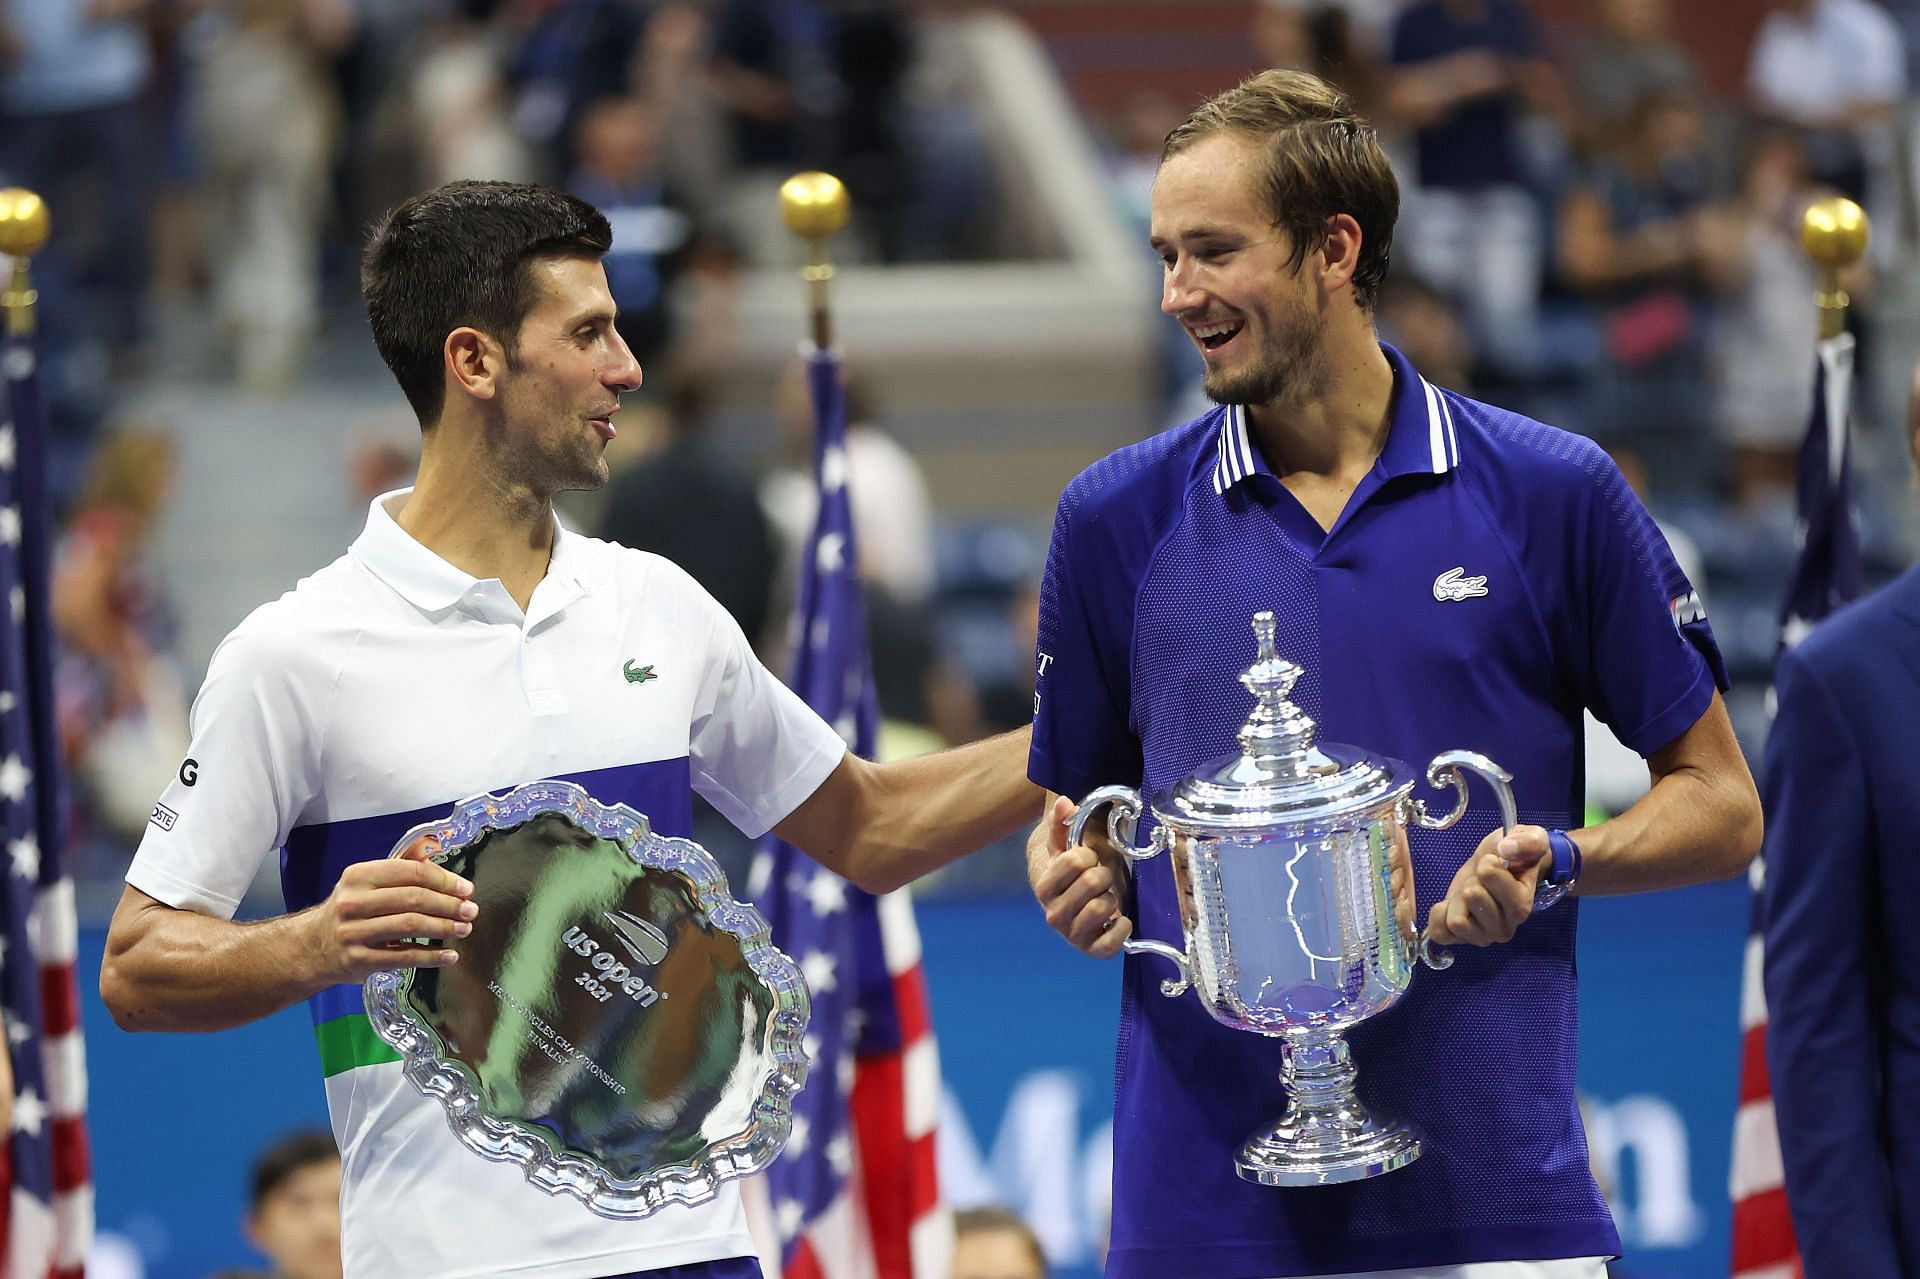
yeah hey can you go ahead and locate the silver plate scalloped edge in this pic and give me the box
[362,778,810,1218]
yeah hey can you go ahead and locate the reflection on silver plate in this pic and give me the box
[363,780,810,1218]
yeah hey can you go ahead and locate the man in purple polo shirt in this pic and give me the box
[1026,69,1762,1279]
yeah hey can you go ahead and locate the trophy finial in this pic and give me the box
[1238,611,1315,766]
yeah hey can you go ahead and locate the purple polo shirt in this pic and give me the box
[1030,344,1724,1277]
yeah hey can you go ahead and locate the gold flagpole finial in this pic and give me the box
[779,172,850,352]
[1802,197,1870,341]
[0,189,50,339]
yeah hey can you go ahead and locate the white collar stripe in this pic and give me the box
[1213,405,1256,494]
[1438,389,1460,469]
[1423,379,1449,474]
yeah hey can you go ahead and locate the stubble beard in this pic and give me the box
[1201,301,1327,411]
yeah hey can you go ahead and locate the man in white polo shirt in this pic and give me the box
[98,180,1040,1279]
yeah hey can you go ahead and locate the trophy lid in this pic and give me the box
[1152,612,1410,833]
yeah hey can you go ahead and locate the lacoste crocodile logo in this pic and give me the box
[623,661,657,685]
[1432,567,1489,602]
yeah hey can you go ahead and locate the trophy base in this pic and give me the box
[1235,1116,1422,1187]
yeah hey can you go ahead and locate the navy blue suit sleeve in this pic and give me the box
[1761,645,1898,1276]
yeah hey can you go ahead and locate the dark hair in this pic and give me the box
[249,1129,339,1212]
[1163,68,1398,309]
[955,1206,1048,1276]
[361,180,613,425]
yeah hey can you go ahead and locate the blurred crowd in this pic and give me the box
[1107,0,1908,508]
[6,0,1920,903]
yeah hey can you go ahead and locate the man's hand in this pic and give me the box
[1424,824,1551,948]
[1028,794,1132,958]
[305,838,477,981]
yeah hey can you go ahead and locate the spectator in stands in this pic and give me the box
[598,374,777,648]
[1568,0,1700,145]
[1384,0,1562,376]
[709,0,918,260]
[0,0,157,358]
[1251,1,1385,112]
[1747,0,1905,212]
[194,0,358,391]
[763,358,936,609]
[403,2,540,191]
[1713,126,1826,508]
[501,0,653,174]
[568,94,738,376]
[1556,88,1742,496]
[52,425,187,856]
[241,1129,343,1279]
[951,1206,1049,1279]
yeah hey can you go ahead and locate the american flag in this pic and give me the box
[746,345,948,1279]
[1728,332,1857,1279]
[0,328,91,1273]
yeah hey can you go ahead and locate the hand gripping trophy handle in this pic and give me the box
[1403,750,1520,972]
[1065,785,1192,996]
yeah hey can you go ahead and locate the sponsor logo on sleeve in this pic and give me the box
[149,803,178,832]
[1670,591,1705,628]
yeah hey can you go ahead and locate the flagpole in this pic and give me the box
[1802,196,1869,340]
[779,171,851,352]
[0,189,49,339]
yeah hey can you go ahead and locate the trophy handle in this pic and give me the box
[1404,751,1518,972]
[1067,786,1193,997]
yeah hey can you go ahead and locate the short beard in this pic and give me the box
[1201,302,1325,409]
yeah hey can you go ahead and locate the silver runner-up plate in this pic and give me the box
[362,780,810,1219]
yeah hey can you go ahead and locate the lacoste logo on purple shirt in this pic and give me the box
[1432,567,1489,602]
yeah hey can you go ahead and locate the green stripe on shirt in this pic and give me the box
[315,1013,402,1077]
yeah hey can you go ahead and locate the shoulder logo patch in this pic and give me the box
[623,660,657,685]
[1432,567,1489,602]
[1670,591,1705,628]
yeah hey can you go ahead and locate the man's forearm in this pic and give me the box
[846,729,1043,892]
[102,895,334,1033]
[1570,761,1760,896]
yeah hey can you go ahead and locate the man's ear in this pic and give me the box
[445,327,505,405]
[1317,213,1363,297]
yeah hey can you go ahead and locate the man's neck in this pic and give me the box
[1243,335,1396,484]
[398,439,557,613]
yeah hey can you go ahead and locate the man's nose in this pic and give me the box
[605,330,643,392]
[1162,264,1202,317]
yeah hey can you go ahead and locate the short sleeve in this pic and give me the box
[125,615,331,919]
[1569,452,1724,756]
[687,583,845,838]
[1030,492,1142,799]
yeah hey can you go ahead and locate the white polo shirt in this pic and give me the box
[128,490,847,1278]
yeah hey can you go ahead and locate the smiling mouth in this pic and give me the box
[1189,319,1244,351]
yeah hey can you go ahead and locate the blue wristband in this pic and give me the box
[1544,828,1581,889]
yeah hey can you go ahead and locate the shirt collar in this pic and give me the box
[350,488,591,615]
[1210,341,1460,497]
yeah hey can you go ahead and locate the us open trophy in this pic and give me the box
[1071,611,1536,1186]
[364,781,810,1218]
